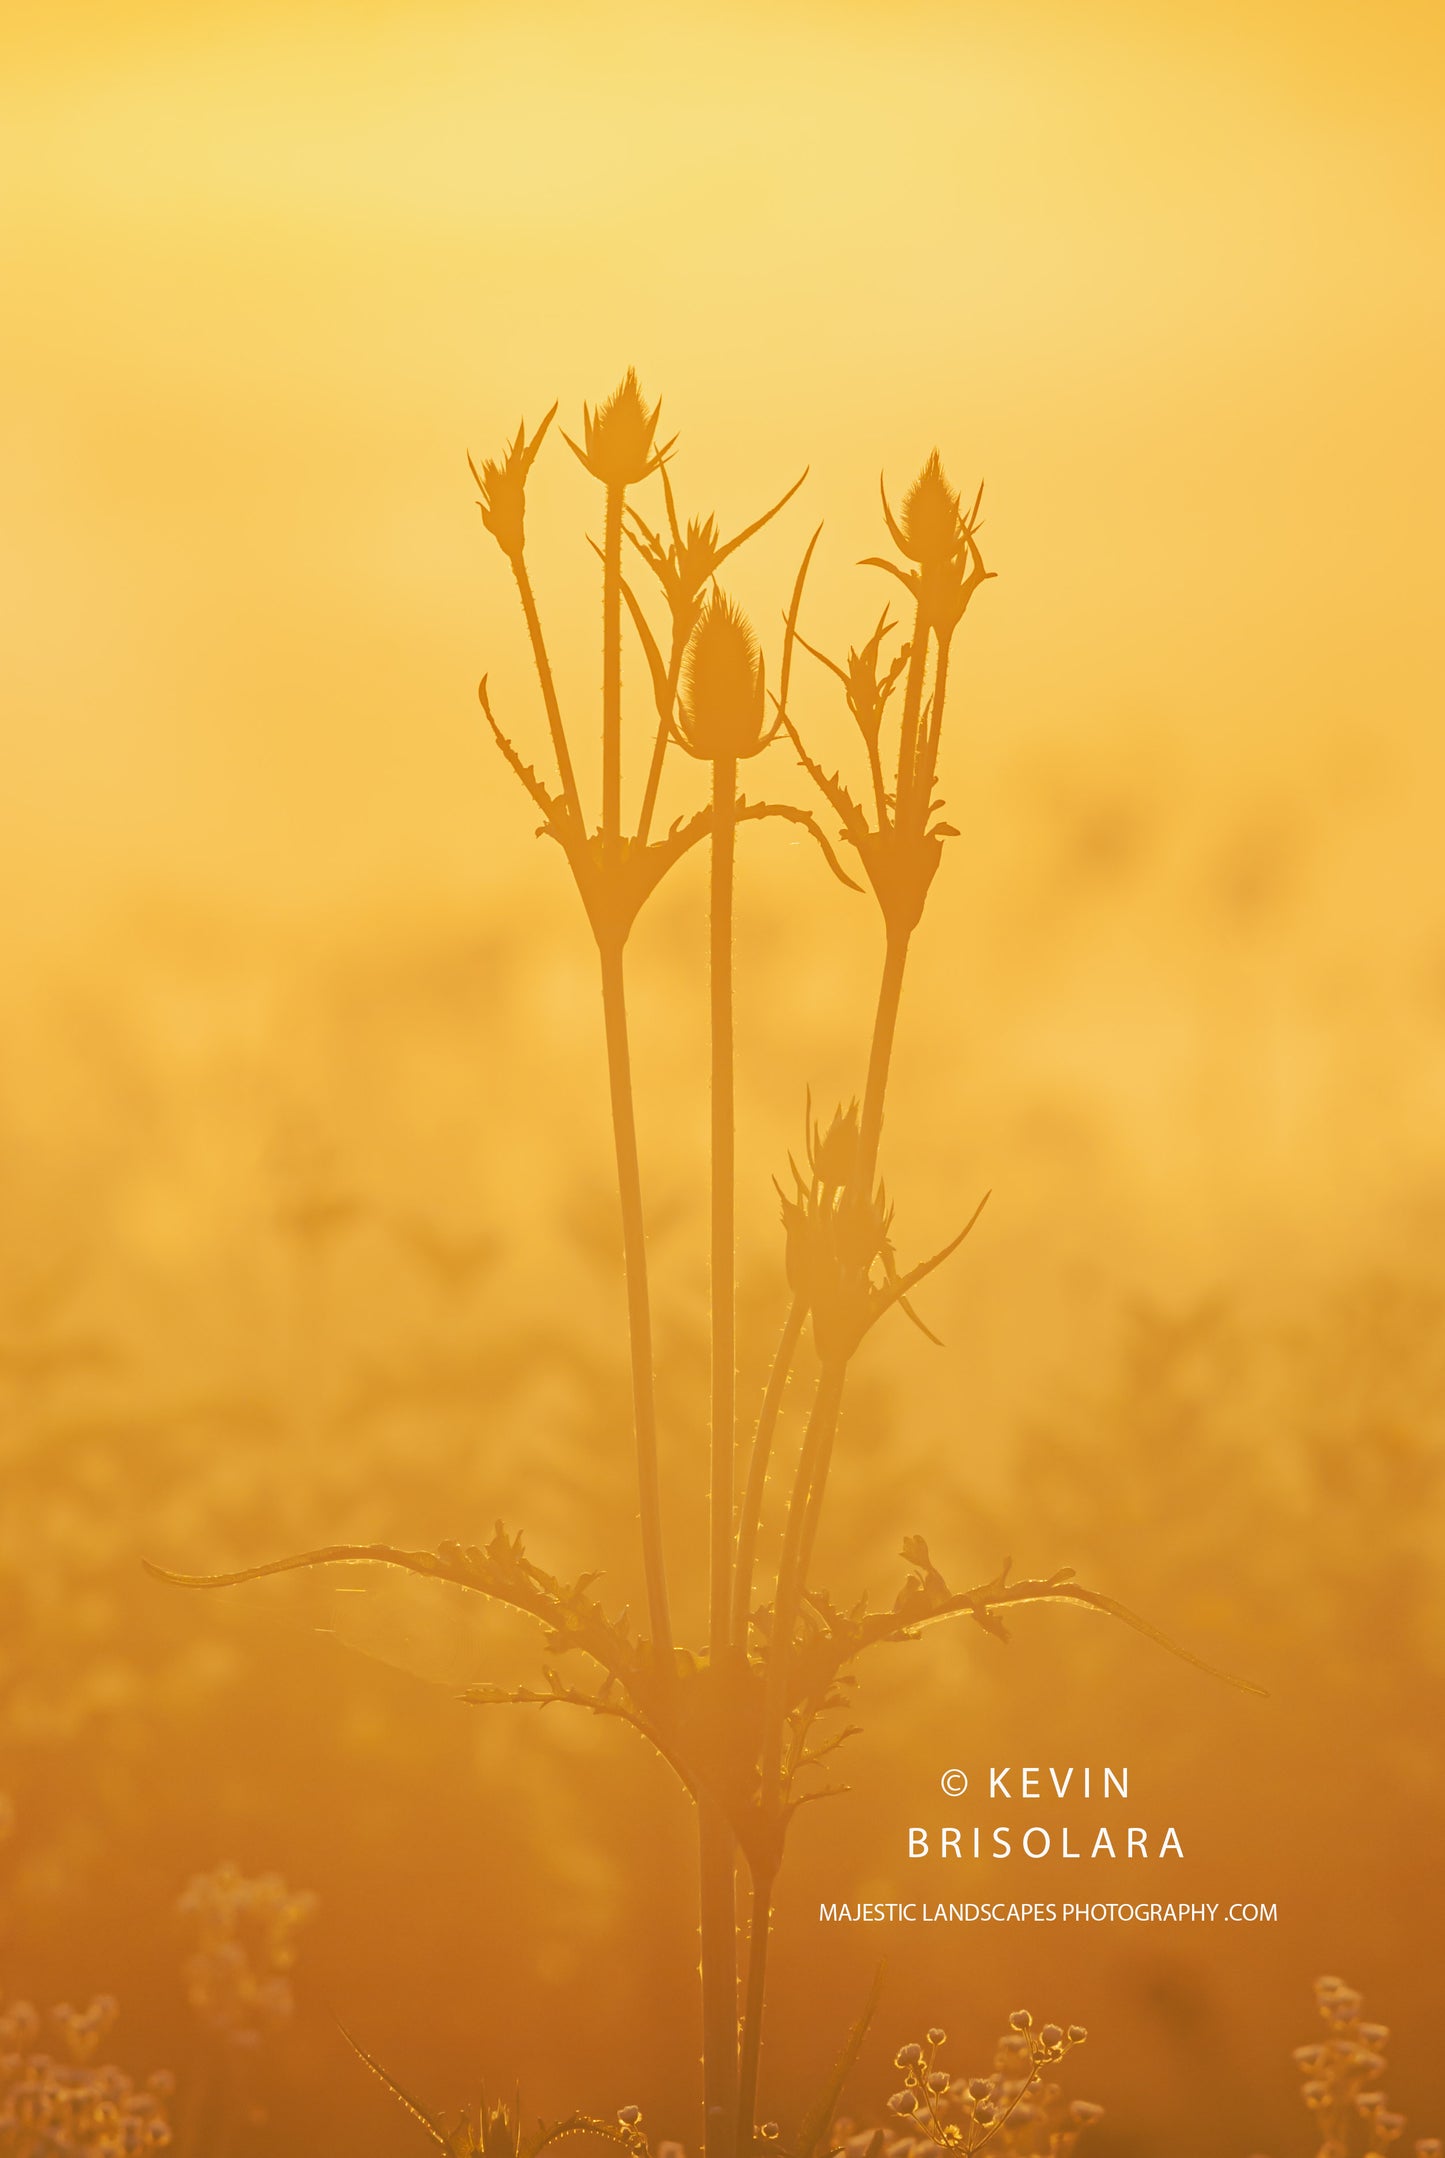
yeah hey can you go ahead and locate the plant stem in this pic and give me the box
[701,751,740,2157]
[735,1860,776,2153]
[893,605,931,832]
[698,1803,739,2158]
[603,484,625,838]
[856,925,911,1196]
[598,937,674,1665]
[511,552,581,824]
[637,634,685,847]
[731,1297,805,1649]
[710,754,738,1658]
[921,625,954,789]
[759,1356,847,1796]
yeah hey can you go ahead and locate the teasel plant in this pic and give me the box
[146,372,1264,2158]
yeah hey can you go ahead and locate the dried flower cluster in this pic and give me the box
[177,1862,318,2049]
[1283,1977,1438,2158]
[0,1996,172,2157]
[861,2016,1095,2158]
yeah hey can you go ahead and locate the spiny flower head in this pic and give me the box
[627,466,808,641]
[797,608,909,753]
[897,451,964,567]
[468,405,556,560]
[478,2096,520,2158]
[808,1098,861,1193]
[868,452,992,636]
[676,592,770,761]
[565,368,670,488]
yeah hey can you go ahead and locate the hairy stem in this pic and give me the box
[742,1353,843,2158]
[598,938,674,1664]
[760,1356,847,1797]
[698,1803,739,2158]
[710,755,738,1658]
[637,632,685,847]
[735,1862,775,2154]
[731,1297,805,1649]
[603,484,625,839]
[921,625,954,793]
[511,551,581,824]
[701,753,740,2156]
[893,603,931,832]
[856,925,911,1196]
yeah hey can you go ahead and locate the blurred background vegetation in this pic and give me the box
[3,0,1444,2150]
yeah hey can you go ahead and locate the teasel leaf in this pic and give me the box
[477,678,567,831]
[964,1577,1271,1697]
[790,1781,851,1812]
[779,721,873,846]
[792,626,851,694]
[532,2123,641,2157]
[860,1189,991,1344]
[338,2020,453,2152]
[861,1558,1268,1697]
[775,521,823,727]
[616,573,672,725]
[712,467,811,573]
[858,555,920,600]
[790,1966,885,2158]
[878,474,910,557]
[734,799,863,893]
[144,1532,636,1687]
[893,1289,945,1347]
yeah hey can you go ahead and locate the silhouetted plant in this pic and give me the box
[147,373,1262,2156]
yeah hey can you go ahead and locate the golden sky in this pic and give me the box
[3,0,1444,1299]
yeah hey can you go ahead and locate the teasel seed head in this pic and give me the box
[898,451,964,569]
[565,368,670,488]
[468,405,556,561]
[809,1098,861,1192]
[676,593,770,762]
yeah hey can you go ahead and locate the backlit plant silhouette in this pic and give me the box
[148,371,1263,2156]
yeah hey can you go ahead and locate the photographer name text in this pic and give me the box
[906,1762,1182,1862]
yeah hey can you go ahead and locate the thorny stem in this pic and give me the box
[603,484,625,839]
[893,600,931,833]
[637,635,685,847]
[742,586,957,2121]
[710,756,738,1661]
[856,926,911,1198]
[699,1804,739,2158]
[738,1357,844,2158]
[598,938,674,1665]
[735,1862,775,2156]
[731,1297,805,1649]
[922,627,954,786]
[702,755,740,2155]
[760,1358,848,1799]
[865,729,890,831]
[511,552,581,826]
